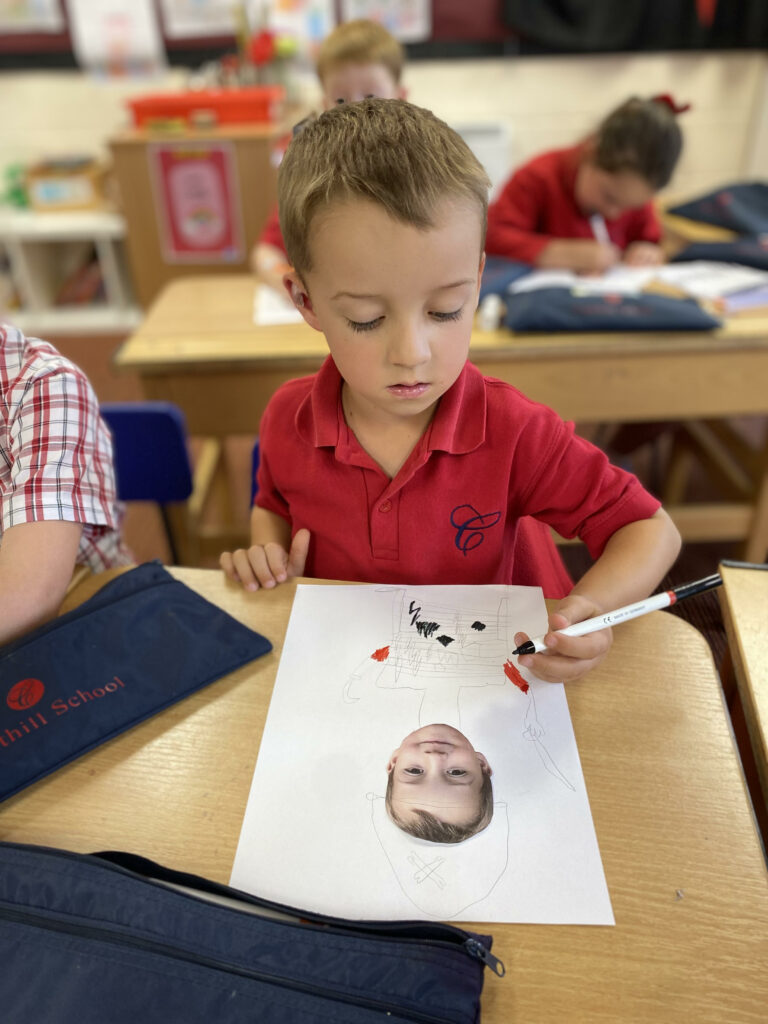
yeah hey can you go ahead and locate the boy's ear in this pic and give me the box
[386,749,400,773]
[476,752,492,776]
[282,271,321,331]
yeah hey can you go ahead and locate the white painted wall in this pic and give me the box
[0,50,765,201]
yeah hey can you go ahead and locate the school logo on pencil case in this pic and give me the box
[1,676,128,750]
[6,678,45,710]
[450,504,501,555]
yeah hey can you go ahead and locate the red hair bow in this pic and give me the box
[652,93,692,115]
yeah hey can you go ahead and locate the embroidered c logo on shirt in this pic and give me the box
[450,505,501,555]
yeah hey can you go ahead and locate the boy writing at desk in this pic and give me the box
[221,100,681,683]
[485,95,686,273]
[252,18,406,296]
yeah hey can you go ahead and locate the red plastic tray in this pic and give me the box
[127,86,285,127]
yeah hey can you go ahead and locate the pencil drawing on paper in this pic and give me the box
[231,583,615,926]
[368,791,511,919]
[344,586,575,792]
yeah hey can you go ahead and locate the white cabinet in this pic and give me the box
[0,208,141,336]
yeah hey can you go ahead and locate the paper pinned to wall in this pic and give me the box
[231,583,614,925]
[68,0,166,76]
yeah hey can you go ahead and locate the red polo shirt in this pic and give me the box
[258,204,287,255]
[485,144,662,265]
[255,357,660,597]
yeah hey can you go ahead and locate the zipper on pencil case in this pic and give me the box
[90,847,505,975]
[0,903,480,1024]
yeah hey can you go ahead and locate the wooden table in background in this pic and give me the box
[116,275,768,560]
[2,569,767,1023]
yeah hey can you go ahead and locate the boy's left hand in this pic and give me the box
[623,241,665,266]
[514,594,613,683]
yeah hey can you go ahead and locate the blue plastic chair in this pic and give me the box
[100,402,220,565]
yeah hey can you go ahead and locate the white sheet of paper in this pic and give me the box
[231,584,614,925]
[510,266,657,296]
[509,260,768,302]
[253,286,304,325]
[653,260,768,299]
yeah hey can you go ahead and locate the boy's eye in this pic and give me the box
[446,768,467,777]
[346,317,383,333]
[404,767,424,775]
[431,308,463,322]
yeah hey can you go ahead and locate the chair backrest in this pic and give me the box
[100,402,193,504]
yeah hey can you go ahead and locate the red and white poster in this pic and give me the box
[149,142,244,263]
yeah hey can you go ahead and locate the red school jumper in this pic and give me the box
[258,205,287,255]
[485,144,662,265]
[254,357,660,598]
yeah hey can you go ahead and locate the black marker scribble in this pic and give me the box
[471,621,486,631]
[416,620,440,639]
[437,635,455,648]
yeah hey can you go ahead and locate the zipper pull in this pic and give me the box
[463,937,506,976]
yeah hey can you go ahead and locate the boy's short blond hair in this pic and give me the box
[278,99,490,277]
[316,18,405,85]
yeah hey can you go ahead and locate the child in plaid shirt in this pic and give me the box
[0,324,130,644]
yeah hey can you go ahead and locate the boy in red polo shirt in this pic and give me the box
[220,99,681,682]
[252,19,406,296]
[486,95,686,274]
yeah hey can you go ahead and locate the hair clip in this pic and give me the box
[651,93,692,115]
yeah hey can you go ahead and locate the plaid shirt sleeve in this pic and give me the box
[2,363,131,570]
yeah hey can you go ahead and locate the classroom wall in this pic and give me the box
[0,50,765,201]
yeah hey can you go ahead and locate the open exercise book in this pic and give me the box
[510,260,768,304]
[231,584,614,925]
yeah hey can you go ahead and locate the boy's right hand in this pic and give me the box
[538,238,620,275]
[572,239,621,275]
[220,528,310,592]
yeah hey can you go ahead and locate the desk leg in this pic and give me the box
[744,460,768,563]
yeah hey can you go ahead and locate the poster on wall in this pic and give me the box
[0,0,64,32]
[148,142,244,264]
[339,0,431,42]
[159,0,335,42]
[68,0,165,75]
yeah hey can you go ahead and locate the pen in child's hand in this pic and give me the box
[589,213,611,246]
[512,573,723,656]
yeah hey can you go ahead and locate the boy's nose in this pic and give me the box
[388,321,431,368]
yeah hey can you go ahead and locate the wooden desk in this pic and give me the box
[719,563,768,837]
[116,275,768,559]
[2,569,767,1024]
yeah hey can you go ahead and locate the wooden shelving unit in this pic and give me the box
[0,207,141,336]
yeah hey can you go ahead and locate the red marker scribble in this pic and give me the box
[503,659,529,693]
[371,645,390,662]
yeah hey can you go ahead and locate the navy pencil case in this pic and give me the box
[0,841,500,1023]
[503,287,722,332]
[668,182,768,235]
[0,562,272,803]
